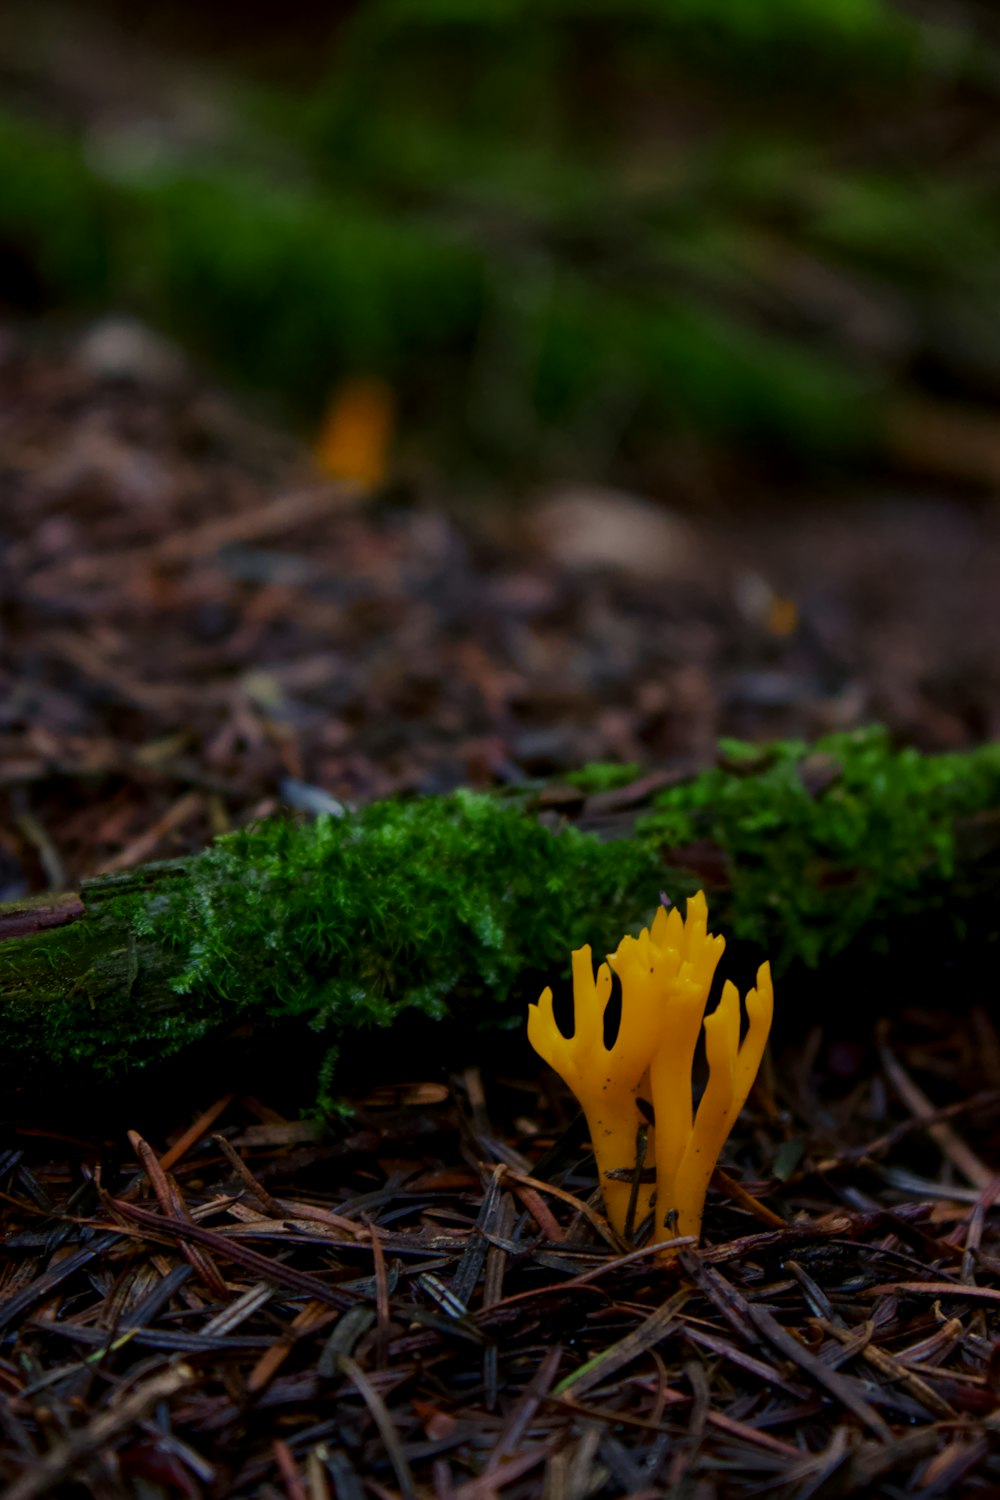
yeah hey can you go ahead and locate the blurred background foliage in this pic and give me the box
[3,0,1000,491]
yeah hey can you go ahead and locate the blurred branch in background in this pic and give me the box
[2,0,1000,493]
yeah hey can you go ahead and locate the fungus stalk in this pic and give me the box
[528,892,773,1245]
[528,946,657,1236]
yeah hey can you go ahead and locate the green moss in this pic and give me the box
[1,791,662,1105]
[0,112,109,301]
[0,107,872,462]
[637,727,1000,968]
[4,0,996,479]
[565,762,640,793]
[3,734,1000,1101]
[164,791,660,1103]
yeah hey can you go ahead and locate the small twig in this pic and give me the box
[13,806,66,892]
[814,1317,957,1421]
[495,1166,623,1252]
[482,1346,562,1472]
[816,1089,1000,1172]
[366,1215,392,1371]
[127,1131,230,1299]
[507,1181,565,1243]
[213,1133,286,1216]
[685,1256,891,1442]
[3,1362,194,1500]
[880,1041,993,1190]
[555,1291,689,1397]
[273,1439,309,1500]
[159,1095,234,1173]
[337,1354,417,1500]
[104,1197,357,1308]
[482,1192,515,1411]
[248,1301,335,1394]
[97,791,203,875]
[711,1166,785,1229]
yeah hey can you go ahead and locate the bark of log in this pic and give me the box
[0,862,192,1064]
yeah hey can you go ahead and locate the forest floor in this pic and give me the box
[3,316,1000,1497]
[4,315,1000,893]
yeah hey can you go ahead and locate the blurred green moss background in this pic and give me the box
[3,0,1000,488]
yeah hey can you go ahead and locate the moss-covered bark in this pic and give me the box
[0,793,663,1100]
[0,864,204,1071]
[2,732,999,1102]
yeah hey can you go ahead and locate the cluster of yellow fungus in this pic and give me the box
[528,892,773,1245]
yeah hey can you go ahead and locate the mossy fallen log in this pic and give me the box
[0,794,661,1105]
[2,730,999,1105]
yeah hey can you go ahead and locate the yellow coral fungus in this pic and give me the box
[528,946,654,1236]
[528,892,773,1245]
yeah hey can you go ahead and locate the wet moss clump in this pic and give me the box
[638,727,1000,969]
[0,790,662,1105]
